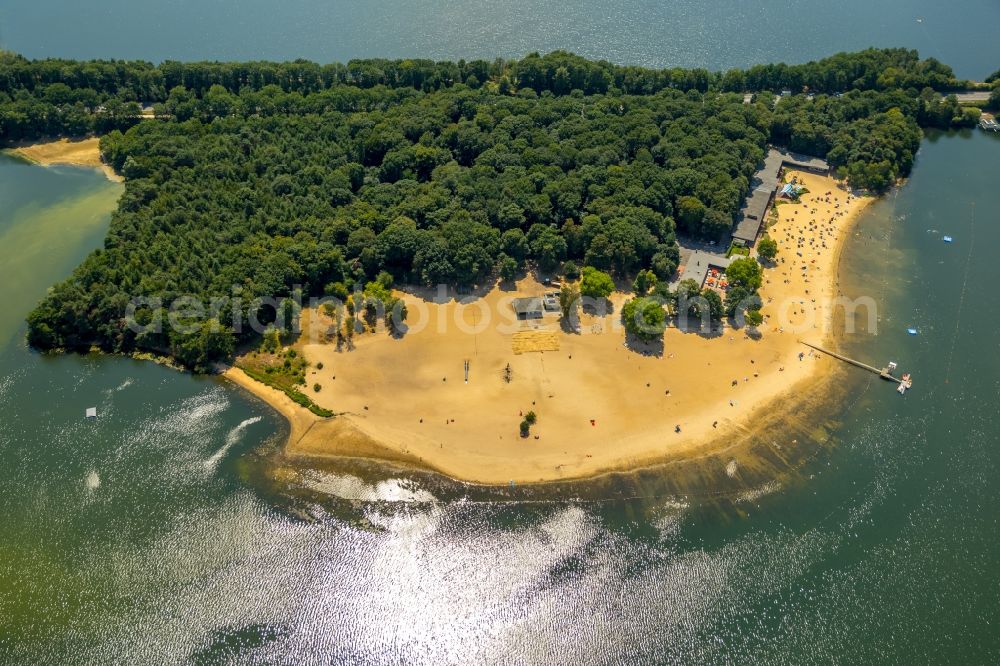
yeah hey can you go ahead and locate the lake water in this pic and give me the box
[3,130,999,664]
[1,0,999,79]
[2,3,1000,661]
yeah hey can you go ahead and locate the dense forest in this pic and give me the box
[0,47,978,139]
[4,49,984,369]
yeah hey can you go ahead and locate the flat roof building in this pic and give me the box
[732,187,774,246]
[674,251,734,290]
[731,147,830,246]
[512,297,544,320]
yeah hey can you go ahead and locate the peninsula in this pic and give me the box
[6,48,994,483]
[227,166,872,483]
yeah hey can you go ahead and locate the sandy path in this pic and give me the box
[243,170,875,484]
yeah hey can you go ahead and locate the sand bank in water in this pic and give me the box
[229,170,875,485]
[6,137,122,182]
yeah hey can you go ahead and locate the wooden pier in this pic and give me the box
[799,341,902,383]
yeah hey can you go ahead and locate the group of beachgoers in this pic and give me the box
[767,189,856,322]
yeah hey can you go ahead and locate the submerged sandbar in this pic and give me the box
[6,137,122,182]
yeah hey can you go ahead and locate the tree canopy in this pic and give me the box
[622,297,667,342]
[723,257,764,319]
[725,257,764,291]
[7,48,973,368]
[756,235,778,261]
[989,80,1000,111]
[580,267,616,300]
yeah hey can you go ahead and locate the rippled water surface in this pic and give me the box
[2,131,999,662]
[2,0,999,79]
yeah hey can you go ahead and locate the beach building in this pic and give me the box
[512,297,544,320]
[779,182,804,199]
[542,292,559,312]
[775,149,829,176]
[731,147,829,247]
[732,187,774,246]
[674,251,734,290]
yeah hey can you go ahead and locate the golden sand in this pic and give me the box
[511,330,561,354]
[226,170,875,484]
[6,137,122,182]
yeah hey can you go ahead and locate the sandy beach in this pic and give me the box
[5,137,122,182]
[228,169,875,484]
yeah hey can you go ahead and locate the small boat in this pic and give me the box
[907,328,918,335]
[897,373,913,395]
[943,236,953,243]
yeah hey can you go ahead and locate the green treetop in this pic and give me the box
[757,235,778,261]
[580,266,615,300]
[725,257,763,291]
[622,297,667,342]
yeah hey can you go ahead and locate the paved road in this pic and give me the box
[952,91,991,103]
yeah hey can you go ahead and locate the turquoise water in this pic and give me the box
[2,132,999,661]
[1,0,998,79]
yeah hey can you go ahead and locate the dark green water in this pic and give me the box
[2,131,999,662]
[1,0,999,79]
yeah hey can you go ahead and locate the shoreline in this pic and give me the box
[7,146,868,487]
[225,169,879,485]
[222,366,441,473]
[4,137,123,183]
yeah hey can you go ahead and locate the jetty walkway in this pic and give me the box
[799,341,902,383]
